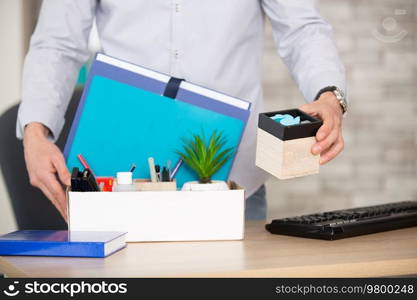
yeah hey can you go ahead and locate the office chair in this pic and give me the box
[0,88,82,230]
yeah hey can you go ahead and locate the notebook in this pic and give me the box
[0,230,126,258]
[64,53,251,187]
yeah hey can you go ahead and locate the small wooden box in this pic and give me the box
[256,109,322,179]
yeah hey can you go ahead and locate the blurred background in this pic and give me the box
[0,0,416,233]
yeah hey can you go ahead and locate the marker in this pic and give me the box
[155,165,161,182]
[167,160,172,178]
[148,157,157,183]
[162,167,170,182]
[170,159,183,181]
[77,154,96,177]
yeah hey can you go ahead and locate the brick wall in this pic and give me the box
[263,0,417,219]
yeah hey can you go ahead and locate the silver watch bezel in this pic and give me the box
[333,88,347,114]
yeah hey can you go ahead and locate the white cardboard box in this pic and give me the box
[68,185,245,242]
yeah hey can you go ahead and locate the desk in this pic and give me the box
[1,222,416,277]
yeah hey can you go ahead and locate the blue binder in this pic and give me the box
[64,54,251,187]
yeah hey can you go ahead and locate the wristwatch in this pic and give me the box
[315,86,348,114]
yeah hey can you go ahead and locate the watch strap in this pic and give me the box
[314,86,337,101]
[315,86,347,114]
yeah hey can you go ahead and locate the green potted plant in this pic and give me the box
[177,130,234,191]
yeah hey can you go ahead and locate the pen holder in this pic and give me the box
[134,179,177,191]
[255,109,322,179]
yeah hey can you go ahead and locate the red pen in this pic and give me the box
[77,154,96,177]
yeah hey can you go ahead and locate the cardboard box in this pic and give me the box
[68,182,244,242]
[256,109,322,179]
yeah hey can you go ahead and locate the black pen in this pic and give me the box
[129,164,136,173]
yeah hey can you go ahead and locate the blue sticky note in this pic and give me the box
[280,116,295,126]
[293,116,300,124]
[280,115,301,126]
[271,114,284,121]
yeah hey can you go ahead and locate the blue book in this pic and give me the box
[0,230,126,258]
[64,53,251,187]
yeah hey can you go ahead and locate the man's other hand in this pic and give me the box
[299,92,344,165]
[23,123,70,222]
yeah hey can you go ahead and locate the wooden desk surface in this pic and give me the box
[1,222,417,278]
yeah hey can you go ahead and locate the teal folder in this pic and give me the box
[64,54,251,187]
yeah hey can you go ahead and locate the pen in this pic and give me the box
[77,154,96,177]
[170,159,183,181]
[148,157,157,183]
[129,164,136,173]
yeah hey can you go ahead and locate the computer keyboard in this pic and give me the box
[265,201,417,240]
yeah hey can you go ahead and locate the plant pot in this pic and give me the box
[181,180,230,191]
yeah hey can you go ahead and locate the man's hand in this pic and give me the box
[23,123,70,222]
[299,92,344,165]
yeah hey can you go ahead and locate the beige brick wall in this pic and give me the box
[264,0,417,219]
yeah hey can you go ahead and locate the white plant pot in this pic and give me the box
[181,180,230,191]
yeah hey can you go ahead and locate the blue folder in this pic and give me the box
[0,230,126,258]
[64,54,251,187]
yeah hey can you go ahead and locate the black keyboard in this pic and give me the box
[266,201,417,240]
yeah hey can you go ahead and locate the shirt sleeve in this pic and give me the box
[261,0,346,103]
[16,0,96,141]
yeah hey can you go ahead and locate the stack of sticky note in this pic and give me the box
[271,114,301,126]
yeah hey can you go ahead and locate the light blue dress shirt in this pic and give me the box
[17,0,346,197]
